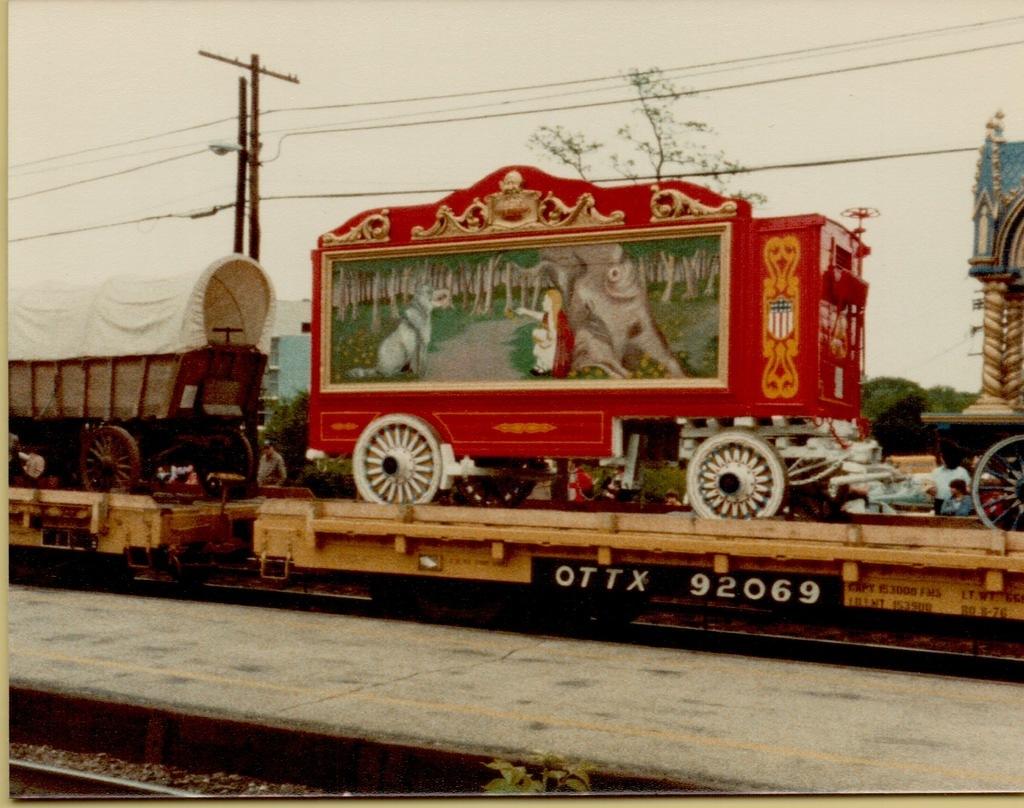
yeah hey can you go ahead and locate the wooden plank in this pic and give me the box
[307,516,1024,572]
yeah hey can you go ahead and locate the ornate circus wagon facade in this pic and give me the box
[309,166,872,516]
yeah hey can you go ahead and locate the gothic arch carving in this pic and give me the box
[996,194,1024,270]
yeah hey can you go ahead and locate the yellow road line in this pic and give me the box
[11,645,1024,788]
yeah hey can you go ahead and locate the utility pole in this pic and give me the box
[235,76,248,255]
[199,50,299,261]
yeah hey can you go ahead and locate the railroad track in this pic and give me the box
[10,759,198,798]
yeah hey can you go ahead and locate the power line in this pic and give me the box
[896,334,976,374]
[260,38,1024,162]
[8,144,980,242]
[12,14,1023,171]
[9,203,236,242]
[12,27,1013,207]
[9,149,209,202]
[9,118,237,171]
[265,14,1024,115]
[33,31,1011,181]
[261,146,979,201]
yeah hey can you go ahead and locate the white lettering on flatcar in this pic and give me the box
[627,570,649,592]
[552,565,645,591]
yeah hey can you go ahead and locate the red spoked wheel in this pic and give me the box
[972,436,1024,531]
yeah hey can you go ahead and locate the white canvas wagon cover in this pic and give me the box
[8,255,275,361]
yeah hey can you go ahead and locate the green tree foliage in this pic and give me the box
[861,377,927,422]
[528,67,765,203]
[861,377,976,456]
[925,385,977,414]
[483,755,593,794]
[261,391,310,482]
[862,377,977,422]
[871,394,934,455]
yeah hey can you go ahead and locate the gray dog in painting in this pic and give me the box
[347,283,451,379]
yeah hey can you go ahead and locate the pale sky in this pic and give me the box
[9,0,1024,393]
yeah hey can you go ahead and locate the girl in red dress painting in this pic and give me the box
[517,288,575,378]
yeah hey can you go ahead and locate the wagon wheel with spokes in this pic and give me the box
[80,425,142,492]
[972,435,1024,530]
[686,429,786,519]
[353,414,442,504]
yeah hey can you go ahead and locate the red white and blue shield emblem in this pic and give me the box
[768,296,794,340]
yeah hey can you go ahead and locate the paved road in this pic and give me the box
[9,585,1024,793]
[423,316,524,381]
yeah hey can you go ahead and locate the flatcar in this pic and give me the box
[8,255,274,495]
[309,166,876,517]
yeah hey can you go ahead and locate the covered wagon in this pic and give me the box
[9,255,274,493]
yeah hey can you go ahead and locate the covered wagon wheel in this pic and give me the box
[80,425,142,492]
[972,435,1024,531]
[197,431,255,498]
[686,430,786,519]
[353,414,442,504]
[452,460,540,508]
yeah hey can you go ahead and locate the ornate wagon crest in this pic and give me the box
[767,296,795,340]
[411,170,625,239]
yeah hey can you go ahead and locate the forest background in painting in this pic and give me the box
[328,235,722,384]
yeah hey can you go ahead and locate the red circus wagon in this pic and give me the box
[309,166,873,517]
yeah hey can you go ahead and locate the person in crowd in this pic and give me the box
[10,434,45,484]
[258,441,288,487]
[663,490,683,508]
[928,448,971,516]
[566,460,593,502]
[170,464,194,483]
[601,470,624,501]
[940,478,974,516]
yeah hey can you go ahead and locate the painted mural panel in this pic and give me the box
[327,234,723,385]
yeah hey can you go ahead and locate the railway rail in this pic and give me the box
[10,758,199,798]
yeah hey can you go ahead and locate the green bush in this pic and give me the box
[296,458,356,499]
[638,463,687,502]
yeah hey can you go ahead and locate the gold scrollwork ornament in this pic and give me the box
[650,185,738,221]
[322,210,391,246]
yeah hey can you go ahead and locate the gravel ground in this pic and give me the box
[10,743,330,797]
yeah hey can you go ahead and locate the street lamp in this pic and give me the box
[208,142,242,156]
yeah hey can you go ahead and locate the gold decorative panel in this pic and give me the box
[411,171,624,240]
[761,235,800,399]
